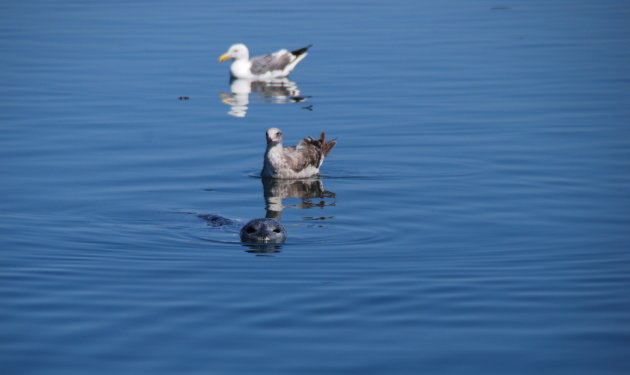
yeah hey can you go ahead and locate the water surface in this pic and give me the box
[2,1,630,374]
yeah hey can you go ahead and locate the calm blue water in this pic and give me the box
[2,0,630,374]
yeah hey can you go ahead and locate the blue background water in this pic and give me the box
[2,1,630,374]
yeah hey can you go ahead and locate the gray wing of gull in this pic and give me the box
[250,52,292,74]
[281,138,323,173]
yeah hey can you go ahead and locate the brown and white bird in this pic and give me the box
[262,128,336,179]
[219,43,312,80]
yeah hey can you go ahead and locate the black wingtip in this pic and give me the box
[291,44,313,56]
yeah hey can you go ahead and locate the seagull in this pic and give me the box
[262,128,336,179]
[219,43,312,80]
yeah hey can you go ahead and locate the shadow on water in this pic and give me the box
[221,77,310,117]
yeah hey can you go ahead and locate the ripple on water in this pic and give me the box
[179,214,395,256]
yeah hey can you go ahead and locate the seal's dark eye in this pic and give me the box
[273,228,281,233]
[246,227,255,233]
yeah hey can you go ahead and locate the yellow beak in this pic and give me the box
[218,54,232,62]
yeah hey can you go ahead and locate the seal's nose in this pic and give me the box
[260,228,274,243]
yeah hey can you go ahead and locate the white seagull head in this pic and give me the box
[266,127,283,145]
[219,43,250,62]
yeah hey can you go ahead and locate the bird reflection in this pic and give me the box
[262,177,336,220]
[221,78,310,117]
[238,178,335,255]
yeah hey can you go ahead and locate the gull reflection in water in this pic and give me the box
[243,177,335,255]
[221,78,309,118]
[262,177,336,221]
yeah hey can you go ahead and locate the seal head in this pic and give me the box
[240,218,287,243]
